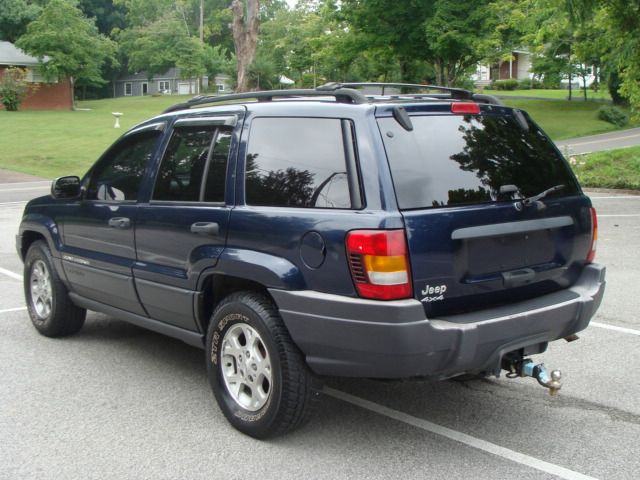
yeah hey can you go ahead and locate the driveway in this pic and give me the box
[555,127,640,155]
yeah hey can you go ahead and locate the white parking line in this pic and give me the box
[591,322,640,336]
[0,306,27,314]
[598,214,640,217]
[0,201,27,207]
[324,387,598,480]
[0,267,22,281]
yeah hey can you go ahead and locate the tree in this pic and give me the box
[0,67,35,111]
[231,0,260,91]
[0,0,41,42]
[16,0,117,109]
[425,0,492,86]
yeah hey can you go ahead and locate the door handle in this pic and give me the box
[108,217,131,229]
[191,222,220,236]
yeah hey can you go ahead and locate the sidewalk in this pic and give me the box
[0,169,47,183]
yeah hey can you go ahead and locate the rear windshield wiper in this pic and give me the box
[522,184,565,206]
[500,184,565,210]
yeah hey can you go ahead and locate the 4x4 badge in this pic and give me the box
[420,284,447,303]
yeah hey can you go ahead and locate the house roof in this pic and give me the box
[116,68,180,82]
[0,41,48,66]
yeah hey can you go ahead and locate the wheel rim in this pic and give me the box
[30,260,52,320]
[221,323,272,412]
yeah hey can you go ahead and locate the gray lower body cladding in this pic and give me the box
[269,263,606,379]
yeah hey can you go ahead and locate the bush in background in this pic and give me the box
[598,105,629,127]
[0,67,33,111]
[490,79,519,90]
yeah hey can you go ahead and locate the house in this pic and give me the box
[474,50,533,87]
[0,41,72,110]
[113,69,232,97]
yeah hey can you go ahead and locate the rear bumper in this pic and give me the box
[270,263,606,379]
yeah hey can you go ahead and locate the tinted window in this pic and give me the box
[203,130,232,203]
[379,114,580,209]
[153,126,216,202]
[245,118,354,208]
[87,130,161,201]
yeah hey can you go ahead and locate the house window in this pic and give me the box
[124,82,132,96]
[25,68,54,83]
[216,84,225,92]
[159,80,170,93]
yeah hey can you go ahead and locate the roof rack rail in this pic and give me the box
[162,87,368,113]
[319,82,473,100]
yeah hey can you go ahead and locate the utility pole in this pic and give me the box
[199,0,204,94]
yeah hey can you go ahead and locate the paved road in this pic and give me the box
[1,190,639,479]
[555,127,640,155]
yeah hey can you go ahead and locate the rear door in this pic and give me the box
[134,115,239,331]
[377,107,593,317]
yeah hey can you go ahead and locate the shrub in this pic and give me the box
[492,79,519,91]
[597,105,629,127]
[0,67,32,111]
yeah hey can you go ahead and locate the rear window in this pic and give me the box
[378,113,580,210]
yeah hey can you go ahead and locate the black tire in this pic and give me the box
[24,240,86,337]
[206,291,321,438]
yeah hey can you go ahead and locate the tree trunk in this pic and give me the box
[70,76,76,111]
[231,0,260,93]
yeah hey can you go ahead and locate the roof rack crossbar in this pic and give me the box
[162,88,368,113]
[319,82,473,100]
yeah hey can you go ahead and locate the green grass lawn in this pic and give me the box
[0,94,637,179]
[482,88,613,101]
[0,95,192,179]
[499,98,638,140]
[572,145,640,190]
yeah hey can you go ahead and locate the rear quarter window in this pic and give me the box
[245,117,359,209]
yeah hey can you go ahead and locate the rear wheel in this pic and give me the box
[24,240,86,337]
[206,291,320,438]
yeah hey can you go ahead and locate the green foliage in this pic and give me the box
[572,145,640,190]
[425,0,492,86]
[0,0,41,42]
[597,105,629,127]
[16,0,118,94]
[491,79,519,90]
[0,67,32,111]
[517,78,544,89]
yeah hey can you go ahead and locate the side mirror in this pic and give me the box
[51,176,82,199]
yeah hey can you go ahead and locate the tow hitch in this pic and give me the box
[502,356,562,396]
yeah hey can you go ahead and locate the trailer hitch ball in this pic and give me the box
[548,370,562,396]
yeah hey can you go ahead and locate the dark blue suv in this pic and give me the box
[17,83,605,437]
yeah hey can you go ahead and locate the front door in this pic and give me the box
[61,124,164,315]
[134,116,239,331]
[142,82,148,95]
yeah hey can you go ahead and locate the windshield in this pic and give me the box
[378,113,580,210]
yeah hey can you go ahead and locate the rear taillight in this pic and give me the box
[451,103,480,115]
[346,229,412,300]
[587,207,598,264]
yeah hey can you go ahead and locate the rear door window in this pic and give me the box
[378,113,580,210]
[153,125,232,203]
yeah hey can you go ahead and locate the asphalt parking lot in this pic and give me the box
[1,182,639,480]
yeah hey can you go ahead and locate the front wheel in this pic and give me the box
[24,240,86,337]
[206,291,320,438]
